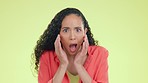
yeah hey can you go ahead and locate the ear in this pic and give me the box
[84,28,88,34]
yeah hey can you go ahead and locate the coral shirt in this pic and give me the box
[38,45,109,83]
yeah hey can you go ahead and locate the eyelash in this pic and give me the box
[76,28,81,32]
[62,28,81,32]
[63,29,68,32]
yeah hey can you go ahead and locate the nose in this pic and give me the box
[69,31,76,40]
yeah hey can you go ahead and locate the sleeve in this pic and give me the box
[38,53,53,83]
[92,49,109,83]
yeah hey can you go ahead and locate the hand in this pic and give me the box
[74,35,89,66]
[54,34,69,66]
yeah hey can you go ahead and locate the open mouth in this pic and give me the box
[69,44,77,52]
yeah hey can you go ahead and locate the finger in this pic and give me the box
[81,39,86,54]
[54,35,60,52]
[82,35,88,54]
[54,34,59,45]
[83,35,87,49]
[58,35,62,50]
[85,35,89,49]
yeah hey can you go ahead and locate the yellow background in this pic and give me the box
[0,0,148,83]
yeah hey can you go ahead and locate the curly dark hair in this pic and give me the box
[32,8,98,73]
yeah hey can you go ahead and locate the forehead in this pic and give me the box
[61,14,84,28]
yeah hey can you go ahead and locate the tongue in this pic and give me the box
[70,45,76,52]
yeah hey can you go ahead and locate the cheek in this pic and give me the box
[60,35,68,47]
[60,36,65,44]
[77,35,85,44]
[59,33,65,42]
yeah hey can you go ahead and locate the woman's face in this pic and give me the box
[60,14,87,56]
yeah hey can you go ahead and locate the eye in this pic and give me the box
[63,28,68,32]
[76,28,81,32]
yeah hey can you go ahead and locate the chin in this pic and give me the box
[68,51,77,56]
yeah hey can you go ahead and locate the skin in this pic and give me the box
[53,14,92,83]
[60,14,86,56]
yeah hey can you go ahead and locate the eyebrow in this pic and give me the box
[74,27,82,29]
[61,27,82,29]
[61,27,69,29]
[61,26,82,30]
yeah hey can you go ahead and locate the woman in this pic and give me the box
[33,8,109,83]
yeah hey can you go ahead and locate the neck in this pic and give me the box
[67,55,75,63]
[67,55,77,75]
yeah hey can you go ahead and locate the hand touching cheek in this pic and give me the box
[54,34,69,66]
[74,35,89,66]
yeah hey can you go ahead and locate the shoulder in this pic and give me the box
[41,50,55,58]
[88,45,109,58]
[88,45,108,54]
[40,50,56,63]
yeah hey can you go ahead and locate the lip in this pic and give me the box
[69,43,78,53]
[69,42,77,46]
